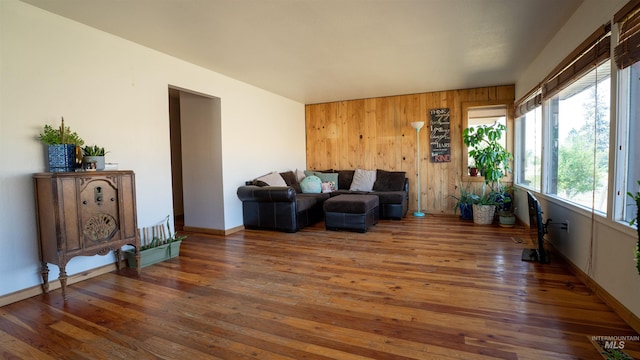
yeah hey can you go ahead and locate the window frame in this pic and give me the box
[461,100,515,184]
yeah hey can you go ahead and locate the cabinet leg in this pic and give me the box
[59,266,68,300]
[41,262,49,293]
[135,247,141,275]
[114,249,121,270]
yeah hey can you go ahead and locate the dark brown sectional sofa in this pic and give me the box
[236,169,408,232]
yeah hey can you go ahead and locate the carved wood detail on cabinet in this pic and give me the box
[33,171,141,300]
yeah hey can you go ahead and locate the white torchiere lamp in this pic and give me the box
[411,121,425,217]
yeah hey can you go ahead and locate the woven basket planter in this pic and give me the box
[472,204,496,225]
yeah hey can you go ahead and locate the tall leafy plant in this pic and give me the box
[462,123,512,190]
[463,123,513,212]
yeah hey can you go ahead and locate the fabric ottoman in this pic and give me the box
[323,194,379,232]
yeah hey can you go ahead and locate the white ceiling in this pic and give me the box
[22,0,582,104]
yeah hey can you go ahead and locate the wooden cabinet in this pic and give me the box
[33,171,141,299]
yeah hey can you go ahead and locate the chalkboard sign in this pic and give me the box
[429,108,451,162]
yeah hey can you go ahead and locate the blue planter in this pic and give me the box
[459,203,473,220]
[48,144,77,172]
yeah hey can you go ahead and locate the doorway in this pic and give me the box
[168,87,225,232]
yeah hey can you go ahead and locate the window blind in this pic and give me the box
[614,0,640,69]
[515,92,541,119]
[541,24,611,100]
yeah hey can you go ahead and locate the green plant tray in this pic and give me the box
[124,240,182,268]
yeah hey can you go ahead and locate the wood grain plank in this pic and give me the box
[1,216,638,359]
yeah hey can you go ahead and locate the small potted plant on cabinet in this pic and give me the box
[81,145,107,171]
[38,117,84,172]
[124,216,186,268]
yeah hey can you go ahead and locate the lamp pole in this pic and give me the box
[411,121,425,217]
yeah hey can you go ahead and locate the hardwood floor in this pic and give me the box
[1,215,639,359]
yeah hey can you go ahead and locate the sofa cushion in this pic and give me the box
[374,191,406,204]
[255,171,287,186]
[304,171,338,189]
[280,170,302,193]
[349,169,376,191]
[337,170,355,190]
[295,169,306,182]
[296,196,317,212]
[324,194,379,214]
[373,169,406,191]
[300,175,322,193]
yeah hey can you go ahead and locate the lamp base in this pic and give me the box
[413,211,425,217]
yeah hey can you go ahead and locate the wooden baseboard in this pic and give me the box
[550,245,640,334]
[183,225,244,236]
[0,263,118,307]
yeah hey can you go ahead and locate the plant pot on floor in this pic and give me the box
[459,203,473,220]
[499,212,516,227]
[472,204,496,225]
[124,240,182,268]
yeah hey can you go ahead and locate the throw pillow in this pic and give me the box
[337,170,355,190]
[321,182,335,193]
[295,169,306,183]
[279,171,297,186]
[300,175,322,194]
[349,168,377,191]
[255,171,287,186]
[373,169,406,191]
[280,170,302,193]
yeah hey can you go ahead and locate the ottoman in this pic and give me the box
[323,194,379,232]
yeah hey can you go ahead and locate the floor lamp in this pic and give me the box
[411,121,425,217]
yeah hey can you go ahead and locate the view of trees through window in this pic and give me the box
[548,62,610,213]
[515,106,541,191]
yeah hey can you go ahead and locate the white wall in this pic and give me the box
[0,0,306,298]
[515,0,640,319]
[179,91,224,230]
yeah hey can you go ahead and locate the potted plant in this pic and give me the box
[38,117,84,172]
[124,215,186,268]
[471,185,499,224]
[81,145,107,171]
[628,179,640,275]
[463,122,513,225]
[451,182,477,220]
[494,186,516,227]
[468,160,479,176]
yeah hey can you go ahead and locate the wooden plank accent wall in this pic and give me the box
[305,85,515,215]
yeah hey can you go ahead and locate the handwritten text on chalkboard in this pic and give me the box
[429,108,451,163]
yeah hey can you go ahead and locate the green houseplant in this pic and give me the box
[124,216,186,268]
[463,122,513,224]
[451,182,477,220]
[39,117,84,172]
[81,145,107,171]
[628,180,640,275]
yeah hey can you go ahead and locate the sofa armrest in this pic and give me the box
[237,185,297,202]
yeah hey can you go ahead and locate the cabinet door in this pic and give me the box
[79,177,120,249]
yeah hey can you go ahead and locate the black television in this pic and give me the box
[522,191,551,264]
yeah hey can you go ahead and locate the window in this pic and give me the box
[615,1,640,224]
[466,105,507,170]
[546,61,611,213]
[620,61,640,223]
[515,105,542,191]
[461,101,512,181]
